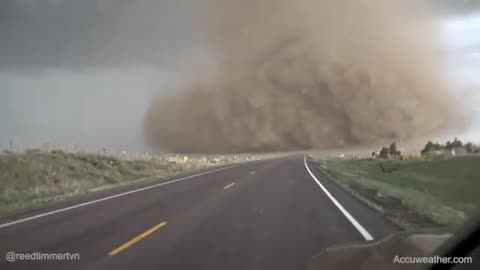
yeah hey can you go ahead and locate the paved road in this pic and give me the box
[0,155,398,270]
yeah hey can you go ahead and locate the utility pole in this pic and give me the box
[10,138,13,151]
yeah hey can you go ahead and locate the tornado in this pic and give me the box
[144,0,471,153]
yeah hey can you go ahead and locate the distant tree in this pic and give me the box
[465,142,474,153]
[421,141,434,155]
[389,142,401,157]
[451,137,463,148]
[379,147,390,159]
[445,140,452,150]
[421,141,443,156]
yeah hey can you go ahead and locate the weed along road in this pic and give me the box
[0,155,397,270]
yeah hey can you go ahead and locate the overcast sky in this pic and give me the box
[0,0,207,152]
[0,0,206,70]
[1,1,479,152]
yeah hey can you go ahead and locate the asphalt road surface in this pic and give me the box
[0,155,398,270]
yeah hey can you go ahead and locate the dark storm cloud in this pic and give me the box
[1,0,478,71]
[430,0,480,15]
[0,0,201,70]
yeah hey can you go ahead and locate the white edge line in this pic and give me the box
[0,165,236,229]
[223,183,236,190]
[303,156,374,241]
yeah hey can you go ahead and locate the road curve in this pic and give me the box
[0,155,398,270]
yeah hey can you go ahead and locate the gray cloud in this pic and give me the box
[0,0,202,70]
[429,0,480,15]
[0,69,182,152]
[0,0,203,151]
[1,0,479,72]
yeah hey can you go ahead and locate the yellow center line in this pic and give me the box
[109,222,167,256]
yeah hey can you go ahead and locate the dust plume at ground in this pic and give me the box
[144,0,471,153]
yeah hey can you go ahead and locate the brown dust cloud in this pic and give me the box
[144,0,471,153]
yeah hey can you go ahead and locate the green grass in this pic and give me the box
[0,150,187,217]
[0,149,276,218]
[315,156,480,231]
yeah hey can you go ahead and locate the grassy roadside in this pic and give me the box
[312,156,480,231]
[0,149,273,218]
